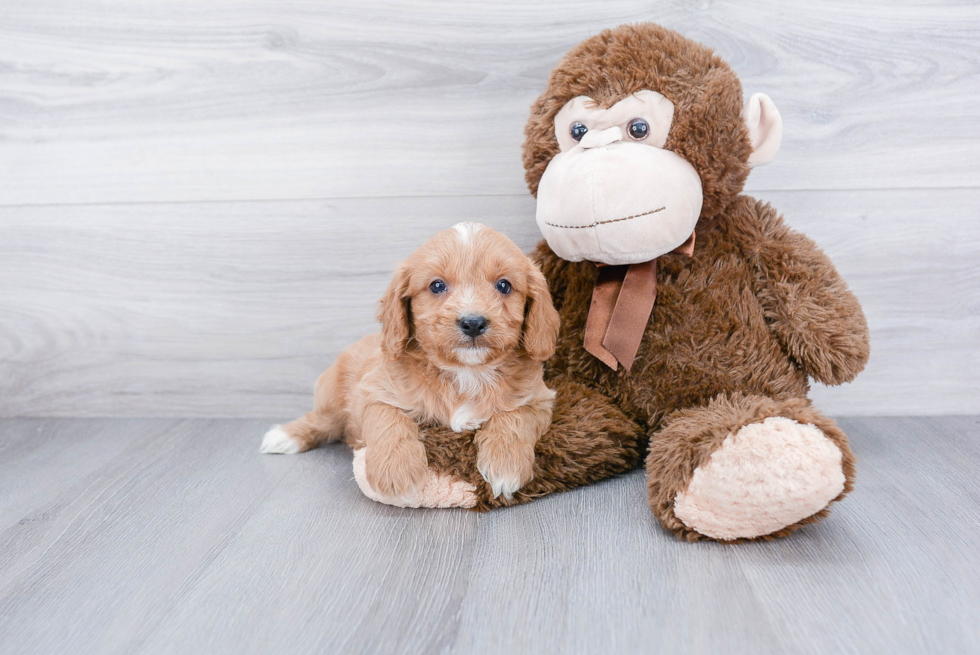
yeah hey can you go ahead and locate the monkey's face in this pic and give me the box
[535,91,703,266]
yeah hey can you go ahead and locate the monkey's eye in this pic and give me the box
[495,279,512,295]
[627,118,649,141]
[569,122,588,142]
[429,280,447,294]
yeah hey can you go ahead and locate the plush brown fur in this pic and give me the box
[419,23,870,541]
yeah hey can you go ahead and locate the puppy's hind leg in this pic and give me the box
[261,363,347,454]
[261,411,344,454]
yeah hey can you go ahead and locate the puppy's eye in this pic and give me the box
[495,279,512,295]
[570,122,588,142]
[429,280,447,294]
[627,118,649,141]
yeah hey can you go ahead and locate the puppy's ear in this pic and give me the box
[521,261,560,362]
[377,263,412,358]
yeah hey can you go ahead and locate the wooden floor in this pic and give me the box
[1,416,978,654]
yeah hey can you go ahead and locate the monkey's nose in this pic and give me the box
[580,126,623,149]
[458,315,488,338]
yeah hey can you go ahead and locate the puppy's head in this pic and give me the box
[378,222,559,367]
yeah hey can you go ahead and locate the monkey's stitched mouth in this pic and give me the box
[544,206,666,229]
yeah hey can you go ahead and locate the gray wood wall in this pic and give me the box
[1,0,978,418]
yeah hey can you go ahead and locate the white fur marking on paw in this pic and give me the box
[260,425,302,454]
[673,417,845,540]
[352,448,477,508]
[477,461,521,500]
[452,221,485,245]
[450,403,487,432]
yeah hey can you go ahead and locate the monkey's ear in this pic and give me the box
[377,264,412,358]
[743,93,782,167]
[521,262,560,362]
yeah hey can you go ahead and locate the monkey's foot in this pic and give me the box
[672,417,845,540]
[352,448,478,509]
[648,394,855,541]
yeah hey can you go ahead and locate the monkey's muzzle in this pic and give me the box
[535,140,703,266]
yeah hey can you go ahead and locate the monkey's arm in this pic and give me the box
[734,198,870,385]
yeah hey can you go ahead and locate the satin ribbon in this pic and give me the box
[583,231,696,372]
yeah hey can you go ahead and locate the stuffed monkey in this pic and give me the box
[356,23,869,542]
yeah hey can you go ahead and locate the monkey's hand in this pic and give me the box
[738,198,870,385]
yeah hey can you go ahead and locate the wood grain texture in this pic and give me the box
[1,1,977,418]
[0,0,978,204]
[1,189,977,418]
[0,195,541,417]
[0,416,978,654]
[0,419,301,654]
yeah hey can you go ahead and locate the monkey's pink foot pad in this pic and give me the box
[673,417,846,540]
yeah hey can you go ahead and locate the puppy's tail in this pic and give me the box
[275,411,346,452]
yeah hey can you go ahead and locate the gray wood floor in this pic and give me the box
[1,416,978,654]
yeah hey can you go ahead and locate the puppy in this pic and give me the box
[260,222,560,500]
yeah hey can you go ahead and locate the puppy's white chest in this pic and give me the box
[451,367,497,397]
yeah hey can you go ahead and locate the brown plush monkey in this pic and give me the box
[356,23,870,542]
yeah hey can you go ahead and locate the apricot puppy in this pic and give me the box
[260,222,560,500]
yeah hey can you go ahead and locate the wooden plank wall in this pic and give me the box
[1,0,978,417]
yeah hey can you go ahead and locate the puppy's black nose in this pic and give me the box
[458,315,488,338]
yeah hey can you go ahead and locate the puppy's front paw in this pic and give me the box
[353,448,478,509]
[365,438,429,497]
[477,441,534,500]
[260,425,304,454]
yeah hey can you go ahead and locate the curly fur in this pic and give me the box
[269,224,560,500]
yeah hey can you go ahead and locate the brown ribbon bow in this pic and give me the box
[583,231,696,371]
